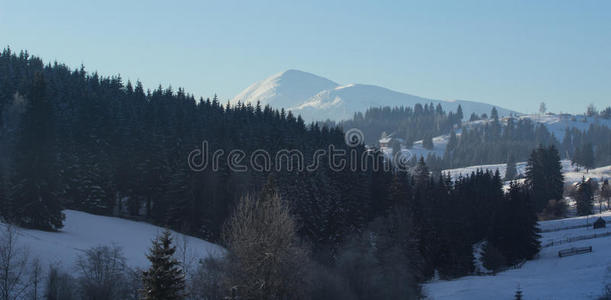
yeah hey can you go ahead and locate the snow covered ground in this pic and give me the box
[0,210,223,271]
[424,211,611,299]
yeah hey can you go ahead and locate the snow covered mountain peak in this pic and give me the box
[232,69,338,109]
[232,70,519,122]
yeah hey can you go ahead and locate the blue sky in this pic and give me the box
[1,0,609,114]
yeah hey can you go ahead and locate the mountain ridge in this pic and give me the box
[232,70,520,122]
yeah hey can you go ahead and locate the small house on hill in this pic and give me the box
[593,217,606,229]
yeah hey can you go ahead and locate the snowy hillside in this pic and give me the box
[232,70,518,122]
[518,113,611,140]
[424,211,611,299]
[0,210,223,270]
[391,113,611,160]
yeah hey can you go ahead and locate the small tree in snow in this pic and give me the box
[514,287,523,300]
[141,230,185,300]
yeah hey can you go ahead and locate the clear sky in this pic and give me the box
[1,0,609,114]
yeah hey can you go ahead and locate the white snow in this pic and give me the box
[0,210,224,271]
[424,211,611,299]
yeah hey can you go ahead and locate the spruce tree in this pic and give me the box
[505,155,518,181]
[414,157,430,187]
[489,182,540,264]
[575,177,594,216]
[601,179,610,211]
[514,287,523,300]
[491,107,499,120]
[141,230,186,300]
[423,134,434,150]
[580,143,595,171]
[525,145,564,212]
[9,72,64,230]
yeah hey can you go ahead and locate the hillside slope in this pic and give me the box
[389,113,611,160]
[424,211,611,299]
[1,210,223,270]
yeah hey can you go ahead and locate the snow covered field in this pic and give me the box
[424,211,611,299]
[0,210,223,271]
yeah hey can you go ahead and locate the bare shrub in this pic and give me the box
[0,225,30,300]
[45,266,76,300]
[540,199,568,220]
[75,245,128,300]
[222,193,310,300]
[189,256,226,300]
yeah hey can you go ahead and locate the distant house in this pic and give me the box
[379,136,392,148]
[379,133,405,151]
[593,217,606,229]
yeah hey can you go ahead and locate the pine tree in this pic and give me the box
[414,157,430,187]
[525,145,564,212]
[575,177,594,216]
[580,143,594,171]
[505,155,518,180]
[9,72,64,230]
[141,230,186,300]
[491,107,499,121]
[514,287,523,300]
[423,134,434,150]
[601,179,610,211]
[489,182,540,264]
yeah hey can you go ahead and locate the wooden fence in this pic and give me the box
[558,246,592,257]
[542,231,611,248]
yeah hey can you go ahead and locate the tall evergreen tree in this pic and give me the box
[414,157,430,187]
[525,145,564,212]
[575,177,594,216]
[141,230,186,300]
[574,143,594,171]
[489,182,540,264]
[601,179,610,211]
[490,107,499,121]
[9,72,64,230]
[422,134,434,150]
[505,155,518,180]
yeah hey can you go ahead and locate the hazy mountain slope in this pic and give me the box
[232,70,519,122]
